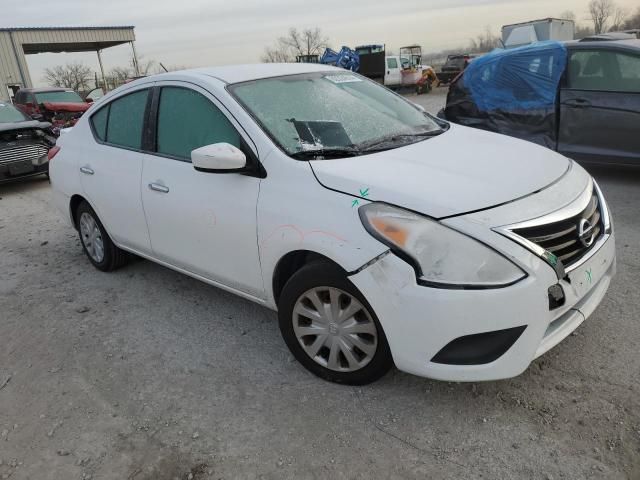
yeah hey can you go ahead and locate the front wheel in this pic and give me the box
[278,261,393,385]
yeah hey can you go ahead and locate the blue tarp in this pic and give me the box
[461,41,568,112]
[320,47,360,72]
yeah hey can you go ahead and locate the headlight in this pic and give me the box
[359,203,526,288]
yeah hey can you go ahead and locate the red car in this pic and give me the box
[14,87,91,134]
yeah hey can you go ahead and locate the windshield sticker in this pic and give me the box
[325,74,362,84]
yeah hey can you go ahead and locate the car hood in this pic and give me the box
[309,124,570,219]
[41,101,90,112]
[0,120,52,134]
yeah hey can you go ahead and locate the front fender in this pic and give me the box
[257,158,388,308]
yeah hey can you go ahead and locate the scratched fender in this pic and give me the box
[257,156,388,308]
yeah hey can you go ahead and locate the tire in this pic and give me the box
[278,261,393,385]
[76,200,129,272]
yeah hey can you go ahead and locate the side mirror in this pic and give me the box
[191,143,246,173]
[86,98,94,103]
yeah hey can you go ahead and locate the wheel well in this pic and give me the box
[272,250,345,304]
[69,194,86,229]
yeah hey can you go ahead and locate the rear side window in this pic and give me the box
[569,50,640,93]
[90,105,109,141]
[105,90,149,149]
[387,58,398,69]
[155,87,241,161]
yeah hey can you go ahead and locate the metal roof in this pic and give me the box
[0,26,136,54]
[0,26,134,31]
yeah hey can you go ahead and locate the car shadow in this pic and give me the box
[0,174,49,195]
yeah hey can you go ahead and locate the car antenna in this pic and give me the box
[159,62,169,73]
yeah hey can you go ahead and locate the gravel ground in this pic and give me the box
[1,93,639,479]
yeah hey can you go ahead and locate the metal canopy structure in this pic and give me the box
[0,26,138,101]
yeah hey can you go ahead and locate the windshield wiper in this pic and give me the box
[359,130,444,152]
[290,147,361,160]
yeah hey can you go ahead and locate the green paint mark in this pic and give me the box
[545,252,558,267]
[352,199,359,208]
[586,268,593,284]
[360,188,370,197]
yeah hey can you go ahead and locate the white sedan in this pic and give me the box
[49,64,616,385]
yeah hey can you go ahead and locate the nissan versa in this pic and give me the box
[49,64,616,385]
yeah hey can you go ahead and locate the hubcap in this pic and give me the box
[79,212,105,263]
[292,287,378,372]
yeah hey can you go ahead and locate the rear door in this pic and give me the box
[80,86,153,253]
[559,46,640,165]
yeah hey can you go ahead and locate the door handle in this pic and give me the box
[565,98,591,108]
[80,166,94,175]
[148,182,169,193]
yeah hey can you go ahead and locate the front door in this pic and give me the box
[140,83,264,298]
[385,57,402,87]
[559,47,640,165]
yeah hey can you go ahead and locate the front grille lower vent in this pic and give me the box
[512,192,603,268]
[0,143,49,166]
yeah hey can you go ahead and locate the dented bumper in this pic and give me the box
[349,234,616,382]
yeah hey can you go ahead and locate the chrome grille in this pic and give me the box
[0,143,49,165]
[512,191,603,268]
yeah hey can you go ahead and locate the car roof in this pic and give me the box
[153,63,342,85]
[579,32,636,41]
[566,38,640,49]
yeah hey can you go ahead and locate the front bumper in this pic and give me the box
[0,159,49,183]
[349,233,616,381]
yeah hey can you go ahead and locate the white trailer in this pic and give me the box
[502,18,575,49]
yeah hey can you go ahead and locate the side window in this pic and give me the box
[616,52,640,89]
[156,87,241,161]
[90,105,109,141]
[106,89,148,149]
[569,50,640,93]
[14,91,23,104]
[387,58,398,69]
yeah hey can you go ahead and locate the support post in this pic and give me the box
[96,49,107,91]
[130,41,140,76]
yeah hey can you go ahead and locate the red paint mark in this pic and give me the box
[261,225,348,250]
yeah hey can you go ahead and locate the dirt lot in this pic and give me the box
[1,90,639,479]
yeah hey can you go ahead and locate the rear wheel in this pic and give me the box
[76,201,129,272]
[278,261,393,385]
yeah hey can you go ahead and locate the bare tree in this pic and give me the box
[281,28,328,58]
[43,62,93,91]
[610,6,629,31]
[559,10,576,22]
[131,54,157,76]
[262,27,329,63]
[261,43,295,63]
[624,7,640,29]
[589,0,615,34]
[469,27,501,53]
[575,24,596,39]
[108,66,131,82]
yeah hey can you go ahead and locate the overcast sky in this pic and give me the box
[5,0,638,87]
